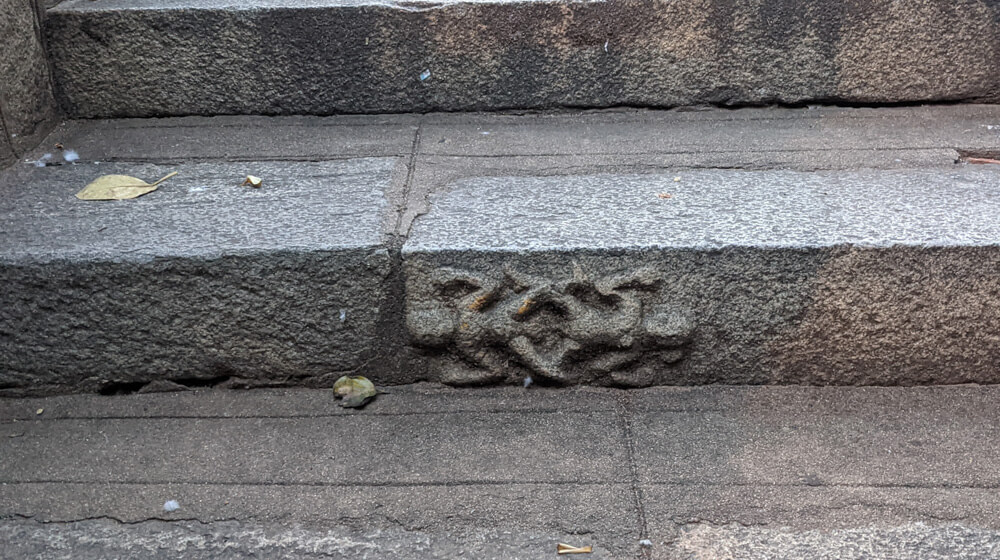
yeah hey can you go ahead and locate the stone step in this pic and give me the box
[43,0,1000,117]
[2,106,1000,394]
[2,385,1000,558]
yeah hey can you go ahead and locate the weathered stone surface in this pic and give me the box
[403,169,1000,386]
[44,0,1000,117]
[0,159,401,394]
[3,386,1000,558]
[664,523,1000,560]
[0,121,15,169]
[0,0,58,162]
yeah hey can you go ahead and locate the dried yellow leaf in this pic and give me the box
[557,543,593,554]
[242,175,262,188]
[76,172,178,200]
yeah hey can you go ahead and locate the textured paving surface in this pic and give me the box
[3,106,1000,393]
[2,385,1000,558]
[44,0,1000,116]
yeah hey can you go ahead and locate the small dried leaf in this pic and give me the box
[557,543,593,554]
[333,376,377,408]
[242,175,263,188]
[657,193,672,199]
[76,172,177,200]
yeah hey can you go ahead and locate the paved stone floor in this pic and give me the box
[2,384,999,558]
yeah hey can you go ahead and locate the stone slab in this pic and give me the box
[44,0,1000,117]
[0,159,401,394]
[1,386,998,558]
[402,168,1000,386]
[659,522,1000,560]
[0,489,636,558]
[0,385,621,420]
[0,123,14,170]
[419,105,1000,158]
[29,115,420,163]
[0,413,627,484]
[630,386,1000,487]
[0,0,57,157]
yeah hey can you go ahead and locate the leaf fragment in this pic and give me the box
[557,543,593,554]
[242,175,263,188]
[333,376,377,408]
[76,172,177,200]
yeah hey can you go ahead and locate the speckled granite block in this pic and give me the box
[44,0,1000,117]
[0,0,57,163]
[0,158,401,395]
[403,169,1000,386]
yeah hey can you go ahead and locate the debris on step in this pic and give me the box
[76,172,178,200]
[557,543,592,554]
[333,376,377,408]
[162,500,180,513]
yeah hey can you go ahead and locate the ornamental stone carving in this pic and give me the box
[406,264,694,386]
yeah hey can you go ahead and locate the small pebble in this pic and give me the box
[163,500,180,512]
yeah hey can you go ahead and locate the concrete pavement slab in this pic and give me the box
[0,413,627,485]
[660,522,1000,560]
[418,106,1000,158]
[29,115,419,163]
[632,387,1000,489]
[0,385,620,420]
[2,385,999,558]
[0,515,632,559]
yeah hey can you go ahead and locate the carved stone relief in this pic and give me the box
[406,264,694,386]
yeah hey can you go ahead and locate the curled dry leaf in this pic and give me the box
[557,543,593,554]
[242,175,263,188]
[76,172,178,200]
[333,375,377,408]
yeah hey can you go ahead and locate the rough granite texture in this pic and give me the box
[0,159,400,394]
[403,169,1000,387]
[2,385,1000,558]
[0,0,57,165]
[5,109,1000,392]
[43,0,1000,117]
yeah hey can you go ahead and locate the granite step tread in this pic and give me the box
[43,0,1000,117]
[2,107,1000,394]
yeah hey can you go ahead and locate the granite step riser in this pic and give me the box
[4,244,1000,395]
[44,0,1000,118]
